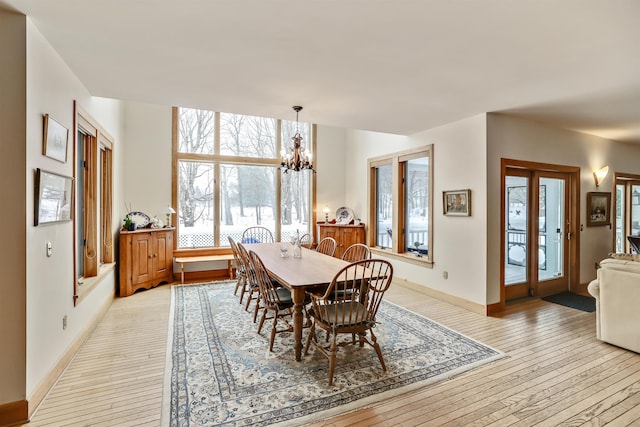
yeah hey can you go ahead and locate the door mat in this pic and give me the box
[541,291,596,312]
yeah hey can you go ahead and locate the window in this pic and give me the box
[173,107,314,249]
[368,146,433,264]
[614,173,640,253]
[74,102,114,305]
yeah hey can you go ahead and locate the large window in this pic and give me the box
[74,102,114,305]
[369,146,433,264]
[173,107,314,249]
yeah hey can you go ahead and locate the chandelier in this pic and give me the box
[280,106,315,173]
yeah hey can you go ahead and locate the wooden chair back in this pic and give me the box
[304,258,394,385]
[228,236,246,296]
[242,226,274,243]
[299,233,313,249]
[316,237,337,257]
[341,243,371,262]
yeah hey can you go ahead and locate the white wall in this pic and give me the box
[343,115,489,306]
[25,19,124,398]
[121,102,173,221]
[316,126,348,221]
[487,113,640,303]
[0,7,27,405]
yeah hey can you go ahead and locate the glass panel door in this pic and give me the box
[505,171,530,300]
[504,169,570,300]
[538,177,565,281]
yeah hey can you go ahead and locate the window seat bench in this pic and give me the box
[174,254,236,284]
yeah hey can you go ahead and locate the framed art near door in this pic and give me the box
[443,189,471,216]
[587,192,611,227]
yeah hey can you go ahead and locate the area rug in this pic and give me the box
[162,281,505,426]
[541,291,596,312]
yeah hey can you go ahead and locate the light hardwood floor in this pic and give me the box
[24,281,640,426]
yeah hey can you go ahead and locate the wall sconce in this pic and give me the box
[323,206,330,222]
[164,206,176,228]
[593,166,609,187]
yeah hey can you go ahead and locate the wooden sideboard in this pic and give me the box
[318,223,365,259]
[119,228,174,297]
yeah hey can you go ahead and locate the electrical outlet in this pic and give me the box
[46,241,52,257]
[63,315,67,330]
[443,271,448,279]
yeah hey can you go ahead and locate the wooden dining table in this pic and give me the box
[245,242,352,361]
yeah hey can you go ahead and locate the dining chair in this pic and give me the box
[304,259,394,386]
[341,243,371,262]
[236,243,262,322]
[242,226,274,244]
[228,237,247,299]
[299,232,313,249]
[247,250,296,351]
[315,237,337,257]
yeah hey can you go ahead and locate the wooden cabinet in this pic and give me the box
[119,228,174,297]
[318,224,365,259]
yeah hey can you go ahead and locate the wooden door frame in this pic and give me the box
[500,159,580,306]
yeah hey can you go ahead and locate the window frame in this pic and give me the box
[73,101,115,305]
[171,107,316,255]
[613,172,640,253]
[368,145,433,266]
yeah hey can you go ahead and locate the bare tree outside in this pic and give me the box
[175,107,311,248]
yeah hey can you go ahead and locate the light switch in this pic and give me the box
[46,241,52,257]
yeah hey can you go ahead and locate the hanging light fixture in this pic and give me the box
[280,106,315,173]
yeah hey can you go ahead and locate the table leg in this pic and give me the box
[181,263,185,284]
[291,287,305,361]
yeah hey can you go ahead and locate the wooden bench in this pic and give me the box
[174,254,236,284]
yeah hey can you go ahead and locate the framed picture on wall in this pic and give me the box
[43,114,69,163]
[586,191,610,227]
[443,189,471,216]
[35,168,74,226]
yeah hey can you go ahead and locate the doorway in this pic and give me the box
[501,160,579,302]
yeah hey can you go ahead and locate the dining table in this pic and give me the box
[245,242,352,361]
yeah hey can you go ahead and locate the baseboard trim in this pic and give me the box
[27,292,114,419]
[394,277,488,315]
[0,400,28,426]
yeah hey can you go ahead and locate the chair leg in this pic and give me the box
[252,296,261,323]
[245,287,257,311]
[233,275,243,295]
[303,323,316,355]
[328,335,338,386]
[269,315,278,352]
[257,309,267,334]
[370,330,387,372]
[239,281,248,304]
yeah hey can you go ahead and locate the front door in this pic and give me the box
[504,168,570,300]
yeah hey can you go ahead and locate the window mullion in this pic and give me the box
[275,119,282,241]
[391,158,400,252]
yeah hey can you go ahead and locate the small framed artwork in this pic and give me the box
[443,189,471,216]
[35,168,74,226]
[587,192,611,227]
[43,114,69,163]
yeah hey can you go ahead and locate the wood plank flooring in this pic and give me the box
[23,282,640,426]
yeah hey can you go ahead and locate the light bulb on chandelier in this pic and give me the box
[281,106,315,173]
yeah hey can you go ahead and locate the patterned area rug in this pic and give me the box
[162,281,505,426]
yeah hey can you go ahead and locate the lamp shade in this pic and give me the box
[594,166,609,187]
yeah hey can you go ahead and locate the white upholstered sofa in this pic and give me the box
[587,255,640,353]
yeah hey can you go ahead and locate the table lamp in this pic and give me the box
[164,206,176,228]
[323,206,330,223]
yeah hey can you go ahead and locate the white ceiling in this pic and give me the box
[3,0,640,142]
